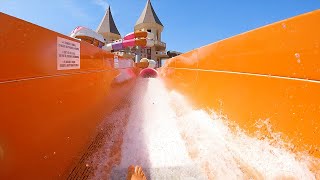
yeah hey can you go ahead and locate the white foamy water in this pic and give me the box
[90,78,319,179]
[119,79,193,169]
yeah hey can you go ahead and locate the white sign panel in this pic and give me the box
[114,56,119,68]
[57,37,80,70]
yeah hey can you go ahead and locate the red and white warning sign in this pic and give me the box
[57,37,80,70]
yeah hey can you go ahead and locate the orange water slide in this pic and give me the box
[0,13,139,179]
[160,10,320,159]
[0,9,320,179]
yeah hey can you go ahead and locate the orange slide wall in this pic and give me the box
[0,13,139,179]
[1,9,320,179]
[160,9,320,161]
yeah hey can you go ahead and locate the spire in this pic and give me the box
[135,0,163,27]
[96,6,121,35]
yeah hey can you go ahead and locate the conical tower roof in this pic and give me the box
[135,0,163,27]
[97,6,120,35]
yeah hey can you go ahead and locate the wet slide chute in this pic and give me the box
[0,10,320,179]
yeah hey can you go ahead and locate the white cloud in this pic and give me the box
[93,0,109,10]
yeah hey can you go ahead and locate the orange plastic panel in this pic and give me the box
[136,62,149,68]
[135,39,147,46]
[160,10,320,159]
[134,31,148,38]
[197,10,320,80]
[0,13,138,179]
[174,50,198,69]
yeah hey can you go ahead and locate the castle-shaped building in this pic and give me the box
[96,0,168,67]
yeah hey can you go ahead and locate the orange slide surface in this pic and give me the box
[0,13,139,179]
[0,9,320,179]
[161,9,320,160]
[160,10,320,177]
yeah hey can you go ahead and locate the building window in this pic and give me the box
[147,49,151,54]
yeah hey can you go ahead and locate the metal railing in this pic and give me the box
[155,51,167,56]
[154,40,166,48]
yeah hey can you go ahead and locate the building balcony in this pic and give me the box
[113,51,135,59]
[155,51,168,58]
[154,40,166,49]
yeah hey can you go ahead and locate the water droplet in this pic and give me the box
[53,152,56,155]
[86,164,89,167]
[295,53,301,64]
[44,156,48,159]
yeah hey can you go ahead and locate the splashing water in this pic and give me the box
[89,78,319,179]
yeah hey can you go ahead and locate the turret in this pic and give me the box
[134,0,166,64]
[96,6,121,43]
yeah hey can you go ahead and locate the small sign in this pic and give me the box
[114,56,119,68]
[57,37,80,70]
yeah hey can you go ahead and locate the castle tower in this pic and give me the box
[96,6,121,43]
[135,0,167,65]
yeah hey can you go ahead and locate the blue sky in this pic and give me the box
[1,0,319,52]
